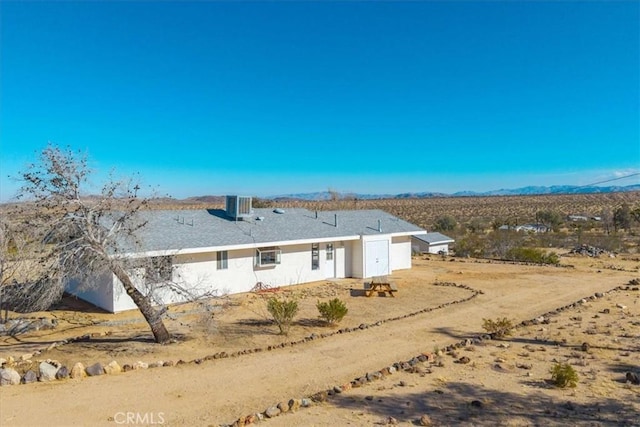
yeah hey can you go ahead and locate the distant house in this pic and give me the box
[499,224,548,233]
[568,215,589,222]
[67,196,426,313]
[515,224,548,233]
[411,232,455,255]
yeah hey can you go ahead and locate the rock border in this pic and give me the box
[0,282,480,385]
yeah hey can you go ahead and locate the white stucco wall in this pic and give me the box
[350,239,364,278]
[80,234,417,313]
[391,236,412,270]
[66,270,115,312]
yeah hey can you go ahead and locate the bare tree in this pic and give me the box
[15,145,176,343]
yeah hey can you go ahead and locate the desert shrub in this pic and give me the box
[316,298,348,325]
[482,317,514,338]
[433,215,457,232]
[266,297,299,335]
[454,234,486,258]
[505,247,559,265]
[550,362,578,388]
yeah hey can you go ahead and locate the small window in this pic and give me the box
[311,243,320,270]
[326,243,334,261]
[217,251,228,270]
[145,256,172,285]
[256,247,281,267]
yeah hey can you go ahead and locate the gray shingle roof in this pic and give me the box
[412,232,454,245]
[122,208,426,255]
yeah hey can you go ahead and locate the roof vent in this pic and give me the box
[256,216,265,221]
[273,208,285,214]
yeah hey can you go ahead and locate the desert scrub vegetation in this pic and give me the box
[316,298,348,325]
[550,362,579,388]
[482,317,514,338]
[505,247,560,265]
[266,297,299,335]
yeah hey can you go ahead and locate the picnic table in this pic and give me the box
[364,276,398,297]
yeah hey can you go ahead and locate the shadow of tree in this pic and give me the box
[327,381,639,426]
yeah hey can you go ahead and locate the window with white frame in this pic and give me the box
[326,243,334,261]
[256,247,281,267]
[217,251,228,270]
[311,243,320,270]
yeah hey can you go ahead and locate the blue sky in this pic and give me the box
[1,1,638,201]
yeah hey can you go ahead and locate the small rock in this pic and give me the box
[0,368,21,386]
[457,356,471,364]
[85,362,104,376]
[39,361,59,382]
[419,414,433,426]
[104,361,122,375]
[616,303,627,310]
[55,366,69,379]
[264,406,281,418]
[626,372,640,385]
[471,400,484,409]
[277,401,289,413]
[21,370,38,384]
[581,342,590,352]
[288,398,301,411]
[399,380,407,387]
[300,398,312,407]
[133,361,148,370]
[19,353,33,362]
[70,362,86,379]
[386,416,398,425]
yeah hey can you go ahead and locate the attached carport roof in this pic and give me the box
[412,232,455,245]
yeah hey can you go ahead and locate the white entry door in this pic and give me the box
[365,240,389,277]
[325,243,335,278]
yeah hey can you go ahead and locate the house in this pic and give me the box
[68,196,427,312]
[411,232,455,255]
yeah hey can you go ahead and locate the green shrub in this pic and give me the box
[550,362,578,388]
[482,317,514,338]
[505,247,560,265]
[317,298,348,325]
[266,297,299,335]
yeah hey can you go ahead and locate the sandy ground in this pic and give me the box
[0,254,639,427]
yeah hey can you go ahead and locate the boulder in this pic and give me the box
[0,368,21,386]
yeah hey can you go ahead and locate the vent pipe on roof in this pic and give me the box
[315,210,318,219]
[334,213,338,227]
[378,219,382,232]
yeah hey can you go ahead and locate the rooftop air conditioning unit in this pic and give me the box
[226,195,253,220]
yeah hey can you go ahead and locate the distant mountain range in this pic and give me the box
[266,184,640,201]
